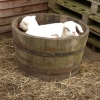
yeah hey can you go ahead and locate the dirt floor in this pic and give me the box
[0,32,100,100]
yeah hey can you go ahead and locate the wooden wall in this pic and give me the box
[0,0,48,33]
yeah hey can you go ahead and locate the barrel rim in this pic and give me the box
[11,13,89,40]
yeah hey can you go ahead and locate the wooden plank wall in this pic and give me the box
[0,0,48,33]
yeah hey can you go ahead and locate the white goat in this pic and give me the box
[19,15,84,38]
[63,21,83,37]
[19,15,38,31]
[26,23,64,38]
[26,21,83,38]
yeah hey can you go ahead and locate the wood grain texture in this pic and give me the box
[0,3,48,18]
[48,0,57,9]
[0,24,11,33]
[91,3,100,14]
[0,0,48,10]
[0,10,48,26]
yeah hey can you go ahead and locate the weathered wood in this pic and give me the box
[48,0,57,9]
[56,0,91,15]
[0,0,15,1]
[45,38,57,53]
[0,24,11,33]
[0,0,48,10]
[49,0,100,50]
[87,0,100,4]
[89,24,100,34]
[88,37,100,48]
[87,0,100,14]
[12,13,89,76]
[0,3,48,18]
[82,15,89,24]
[89,14,100,22]
[91,3,100,14]
[53,9,81,20]
[93,0,100,2]
[0,10,48,26]
[57,39,69,53]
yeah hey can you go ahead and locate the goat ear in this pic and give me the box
[76,23,83,33]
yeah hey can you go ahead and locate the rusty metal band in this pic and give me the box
[14,42,85,57]
[17,60,79,76]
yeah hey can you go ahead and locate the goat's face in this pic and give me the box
[19,16,31,31]
[63,26,79,37]
[67,26,79,36]
[61,27,70,38]
[64,21,80,37]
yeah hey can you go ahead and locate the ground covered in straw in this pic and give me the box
[0,34,100,100]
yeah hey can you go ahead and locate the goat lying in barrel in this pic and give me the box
[26,21,84,38]
[19,16,84,38]
[19,16,39,31]
[62,21,84,37]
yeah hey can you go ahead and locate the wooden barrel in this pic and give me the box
[12,13,89,77]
